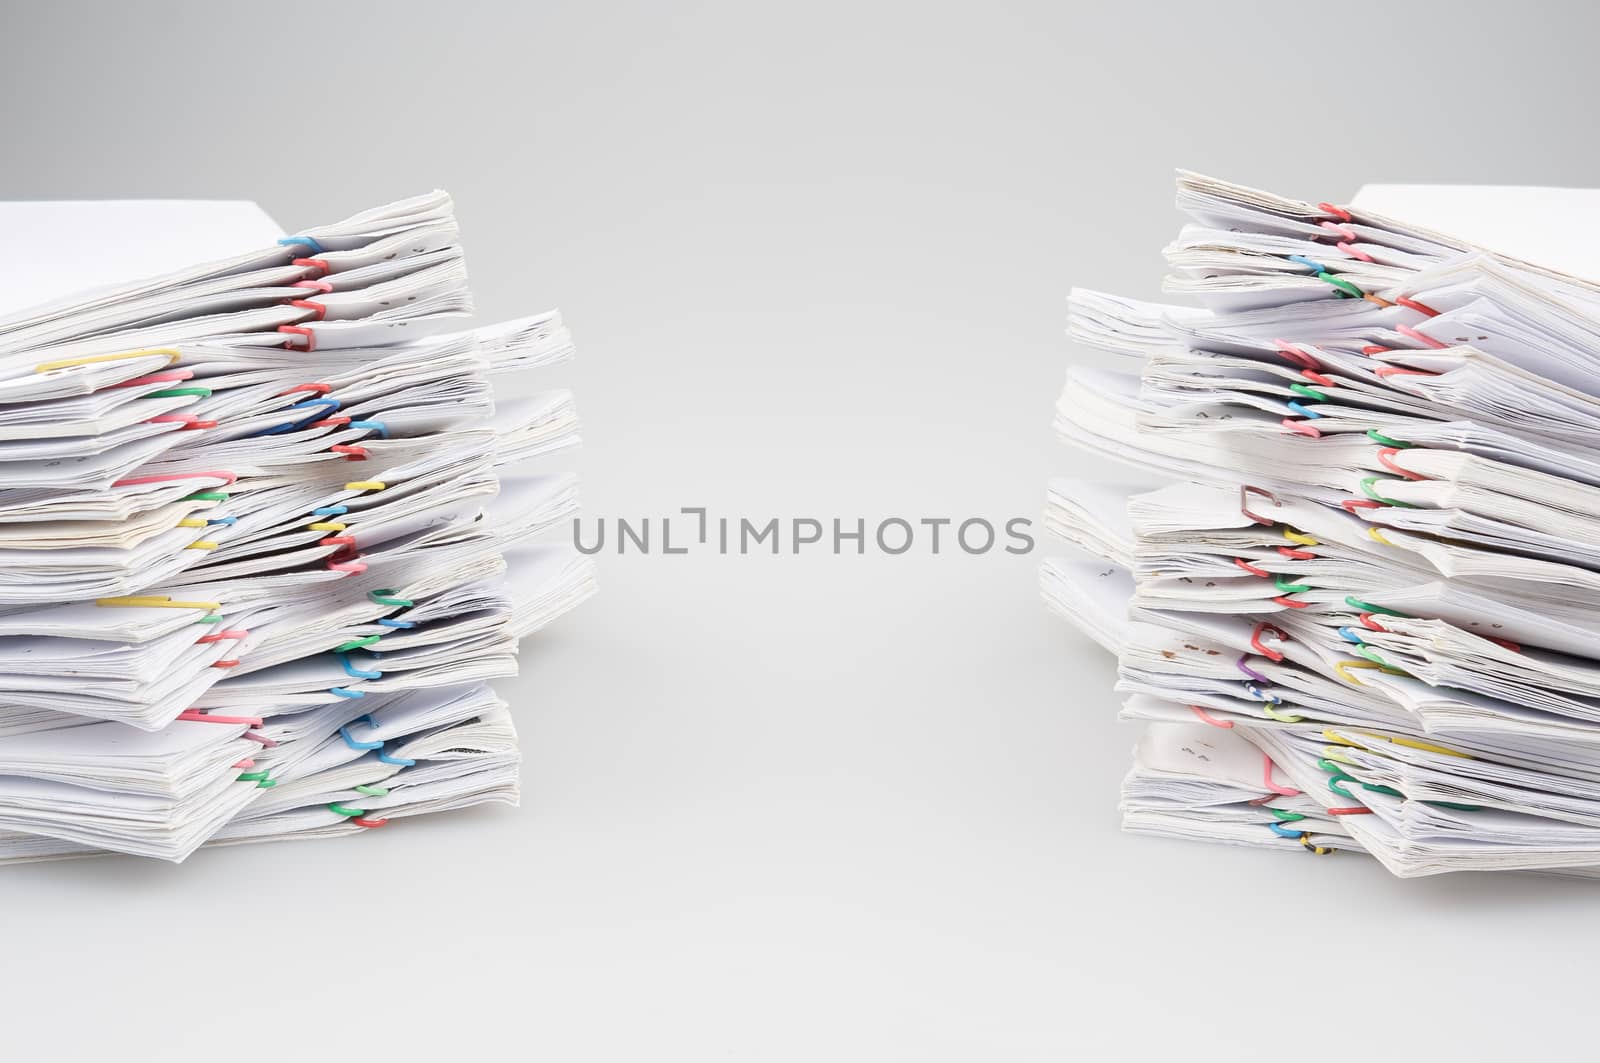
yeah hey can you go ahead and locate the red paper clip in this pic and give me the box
[329,444,368,460]
[1341,499,1382,515]
[1277,545,1316,561]
[1319,202,1352,223]
[1240,485,1279,526]
[1359,613,1389,633]
[1250,621,1289,661]
[279,325,316,351]
[293,256,331,275]
[293,279,333,294]
[1327,806,1374,816]
[312,416,351,429]
[1233,557,1270,578]
[1272,595,1312,609]
[1395,296,1440,317]
[289,299,327,321]
[352,816,388,828]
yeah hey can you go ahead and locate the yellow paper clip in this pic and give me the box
[1262,703,1306,723]
[345,481,386,491]
[96,595,221,610]
[34,347,181,374]
[1283,528,1319,547]
[177,518,207,529]
[1368,527,1395,547]
[1322,728,1365,749]
[308,522,347,533]
[1320,746,1357,765]
[185,541,219,551]
[1333,659,1379,685]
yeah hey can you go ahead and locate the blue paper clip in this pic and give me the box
[313,505,349,517]
[206,516,238,526]
[330,686,365,699]
[377,750,415,767]
[1287,254,1329,274]
[256,397,342,437]
[338,653,383,680]
[1267,821,1305,839]
[278,235,325,254]
[378,618,415,629]
[340,723,383,750]
[348,419,389,438]
[1338,626,1365,644]
[1285,400,1323,419]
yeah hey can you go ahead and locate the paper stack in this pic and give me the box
[1046,172,1600,877]
[0,192,594,863]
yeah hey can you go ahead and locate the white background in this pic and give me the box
[3,3,1599,1059]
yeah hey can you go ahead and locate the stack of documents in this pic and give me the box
[0,192,594,863]
[1046,172,1600,877]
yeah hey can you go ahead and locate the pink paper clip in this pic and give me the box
[112,368,194,389]
[1376,447,1426,481]
[176,710,264,727]
[1271,338,1319,370]
[293,279,333,294]
[1190,705,1234,729]
[243,732,279,748]
[1319,220,1357,242]
[1281,418,1322,438]
[1262,754,1301,796]
[1396,323,1448,350]
[328,557,368,576]
[195,629,249,645]
[113,470,237,489]
[232,759,255,770]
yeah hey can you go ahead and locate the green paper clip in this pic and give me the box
[1268,808,1306,823]
[145,386,213,399]
[1359,476,1416,507]
[1289,383,1328,402]
[1344,596,1406,617]
[1366,429,1413,449]
[1274,575,1311,595]
[328,803,365,818]
[368,589,414,608]
[334,634,383,653]
[354,784,389,797]
[236,770,269,783]
[1317,272,1365,299]
[187,491,229,503]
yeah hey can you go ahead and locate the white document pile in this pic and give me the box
[1046,171,1600,877]
[0,193,595,863]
